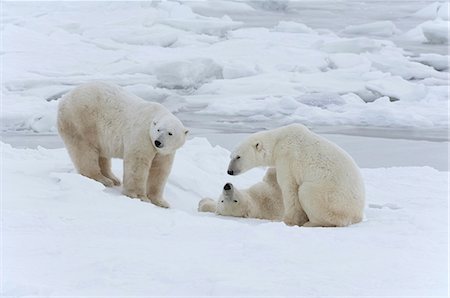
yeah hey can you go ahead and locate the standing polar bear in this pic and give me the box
[57,82,188,208]
[227,124,365,227]
[198,168,284,220]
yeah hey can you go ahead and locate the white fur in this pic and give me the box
[227,124,365,227]
[198,168,284,221]
[57,82,188,208]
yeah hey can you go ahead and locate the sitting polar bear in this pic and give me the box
[198,168,284,220]
[227,124,365,227]
[57,82,188,208]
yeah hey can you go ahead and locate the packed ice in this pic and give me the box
[1,1,448,133]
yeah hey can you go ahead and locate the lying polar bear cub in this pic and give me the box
[198,168,284,220]
[227,124,365,227]
[57,82,188,208]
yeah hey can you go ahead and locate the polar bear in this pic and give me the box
[198,168,284,220]
[227,124,365,227]
[57,82,188,208]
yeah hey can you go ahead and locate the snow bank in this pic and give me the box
[342,21,400,37]
[3,140,448,296]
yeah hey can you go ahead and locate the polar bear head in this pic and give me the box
[227,131,273,176]
[216,182,251,217]
[150,114,188,155]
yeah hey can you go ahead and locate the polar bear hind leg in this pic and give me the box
[299,182,352,227]
[99,157,121,186]
[63,134,115,187]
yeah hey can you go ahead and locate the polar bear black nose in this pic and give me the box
[227,170,234,175]
[224,183,232,190]
[154,140,162,148]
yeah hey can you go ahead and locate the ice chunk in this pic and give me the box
[296,92,347,108]
[109,25,180,47]
[413,2,442,19]
[186,1,255,14]
[421,20,449,44]
[273,21,316,34]
[251,0,290,11]
[27,113,57,133]
[413,2,449,20]
[155,58,223,89]
[328,53,372,70]
[412,53,449,71]
[318,37,384,54]
[366,50,447,80]
[342,21,400,37]
[366,76,428,102]
[222,62,259,79]
[437,2,449,20]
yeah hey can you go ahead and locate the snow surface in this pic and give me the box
[1,1,449,133]
[2,139,448,296]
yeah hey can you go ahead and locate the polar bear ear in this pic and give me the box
[153,121,157,126]
[255,142,263,151]
[184,129,189,135]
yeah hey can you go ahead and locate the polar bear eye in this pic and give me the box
[233,200,238,203]
[168,132,173,136]
[157,129,160,132]
[221,200,224,203]
[236,155,240,159]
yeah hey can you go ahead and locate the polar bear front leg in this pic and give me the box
[278,177,308,227]
[146,153,175,208]
[123,153,153,200]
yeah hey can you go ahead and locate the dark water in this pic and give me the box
[2,129,448,171]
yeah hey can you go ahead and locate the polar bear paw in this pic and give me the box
[122,189,147,200]
[283,211,308,227]
[145,197,170,209]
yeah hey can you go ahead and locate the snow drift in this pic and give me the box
[2,139,448,296]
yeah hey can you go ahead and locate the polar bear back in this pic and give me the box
[58,82,169,158]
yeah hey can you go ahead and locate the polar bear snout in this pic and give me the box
[223,183,233,190]
[154,140,163,148]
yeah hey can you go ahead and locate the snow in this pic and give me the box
[342,21,400,37]
[1,1,449,133]
[2,139,448,296]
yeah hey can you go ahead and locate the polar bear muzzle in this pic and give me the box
[227,160,240,176]
[223,183,232,190]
